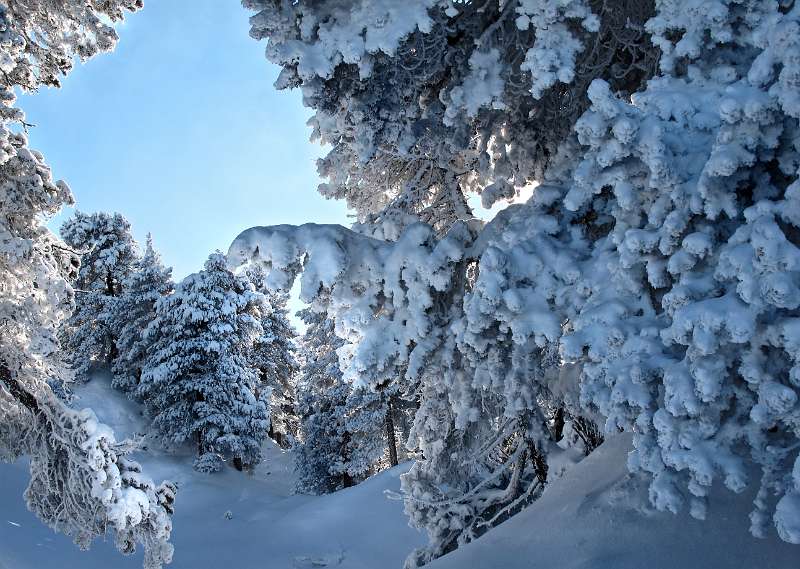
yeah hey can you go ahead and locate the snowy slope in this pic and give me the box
[429,434,799,569]
[3,375,799,569]
[0,373,425,569]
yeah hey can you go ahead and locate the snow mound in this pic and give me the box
[429,434,799,569]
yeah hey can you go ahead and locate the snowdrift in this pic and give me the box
[429,434,799,569]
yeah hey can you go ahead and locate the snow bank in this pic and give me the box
[428,434,799,569]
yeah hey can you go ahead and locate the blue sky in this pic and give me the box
[20,0,349,282]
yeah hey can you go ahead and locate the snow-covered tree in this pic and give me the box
[139,253,269,472]
[0,122,174,569]
[229,221,550,564]
[244,264,298,447]
[237,0,800,563]
[343,383,399,475]
[110,234,174,397]
[0,0,142,95]
[60,211,139,380]
[0,2,175,567]
[244,0,657,233]
[295,302,412,494]
[557,2,800,544]
[295,306,353,494]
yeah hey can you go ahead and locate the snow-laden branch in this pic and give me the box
[229,221,474,390]
[228,223,391,301]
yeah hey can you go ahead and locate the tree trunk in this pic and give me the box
[341,471,354,489]
[106,271,119,365]
[0,361,40,413]
[232,456,243,471]
[105,270,119,364]
[105,270,116,297]
[529,441,548,484]
[108,338,118,364]
[573,416,604,455]
[268,423,283,447]
[196,430,204,456]
[340,430,354,488]
[552,406,566,442]
[386,398,399,467]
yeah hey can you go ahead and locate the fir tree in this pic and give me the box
[60,211,139,381]
[234,1,800,562]
[245,265,299,447]
[295,304,412,494]
[109,234,174,397]
[0,1,175,565]
[295,307,353,494]
[139,253,269,472]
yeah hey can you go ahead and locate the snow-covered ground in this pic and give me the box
[430,433,799,569]
[1,373,798,569]
[0,373,424,569]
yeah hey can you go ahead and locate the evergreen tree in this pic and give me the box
[342,384,395,476]
[295,304,413,495]
[234,1,800,563]
[245,265,299,447]
[139,253,269,472]
[60,211,139,380]
[295,307,353,494]
[244,0,656,234]
[109,234,174,397]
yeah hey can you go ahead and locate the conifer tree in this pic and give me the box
[235,1,800,562]
[295,307,353,494]
[0,1,175,565]
[109,234,174,397]
[295,304,412,494]
[139,253,269,472]
[244,265,299,447]
[60,211,139,380]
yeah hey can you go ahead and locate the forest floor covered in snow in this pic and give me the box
[0,373,424,569]
[1,373,798,569]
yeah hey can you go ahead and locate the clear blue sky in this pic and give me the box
[20,0,350,282]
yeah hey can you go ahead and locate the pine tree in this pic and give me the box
[244,0,656,233]
[139,253,269,472]
[342,384,395,477]
[60,211,139,381]
[295,305,403,494]
[109,234,174,397]
[244,265,299,447]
